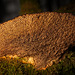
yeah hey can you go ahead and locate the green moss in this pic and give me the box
[0,51,75,75]
[0,58,38,75]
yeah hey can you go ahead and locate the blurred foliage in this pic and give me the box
[56,1,75,15]
[19,0,41,15]
[19,0,75,15]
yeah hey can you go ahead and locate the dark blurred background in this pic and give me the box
[0,0,75,23]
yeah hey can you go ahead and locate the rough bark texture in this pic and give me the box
[0,12,75,69]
